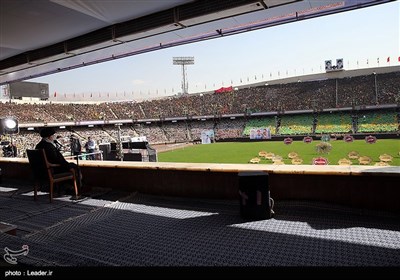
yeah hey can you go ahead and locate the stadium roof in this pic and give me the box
[0,0,394,86]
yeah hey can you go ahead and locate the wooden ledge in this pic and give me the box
[2,158,400,177]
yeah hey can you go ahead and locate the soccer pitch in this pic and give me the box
[158,139,400,166]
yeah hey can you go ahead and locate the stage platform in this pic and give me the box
[0,180,399,272]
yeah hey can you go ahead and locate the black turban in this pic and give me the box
[39,127,56,138]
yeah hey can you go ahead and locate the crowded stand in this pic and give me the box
[314,112,353,134]
[1,71,399,158]
[357,111,398,133]
[278,114,315,135]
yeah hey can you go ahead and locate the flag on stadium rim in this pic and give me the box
[387,57,390,62]
[54,92,57,97]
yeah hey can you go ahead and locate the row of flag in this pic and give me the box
[383,56,399,63]
[54,92,118,97]
[361,56,400,66]
[386,56,400,62]
[53,56,400,98]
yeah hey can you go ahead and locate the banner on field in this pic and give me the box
[201,130,214,144]
[249,128,271,140]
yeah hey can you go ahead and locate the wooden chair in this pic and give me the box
[26,149,78,202]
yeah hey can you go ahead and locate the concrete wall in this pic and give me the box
[1,158,399,212]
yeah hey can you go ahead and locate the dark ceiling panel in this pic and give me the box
[115,9,176,38]
[0,0,394,85]
[177,0,262,21]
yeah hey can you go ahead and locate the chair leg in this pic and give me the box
[34,183,38,201]
[49,182,54,203]
[70,169,79,197]
[73,179,79,197]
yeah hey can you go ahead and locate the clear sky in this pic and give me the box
[28,0,399,102]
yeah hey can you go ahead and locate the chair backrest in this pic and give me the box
[26,149,50,183]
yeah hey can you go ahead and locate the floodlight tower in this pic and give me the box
[173,57,194,95]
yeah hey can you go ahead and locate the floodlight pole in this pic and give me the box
[173,57,194,95]
[373,72,378,105]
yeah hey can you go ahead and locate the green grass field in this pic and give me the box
[158,139,400,166]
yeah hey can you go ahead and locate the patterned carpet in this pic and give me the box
[1,181,400,274]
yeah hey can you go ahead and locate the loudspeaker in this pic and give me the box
[108,151,117,161]
[238,171,272,220]
[123,153,142,162]
[110,142,117,151]
[98,144,110,160]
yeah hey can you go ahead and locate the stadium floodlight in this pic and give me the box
[0,117,19,135]
[173,57,194,95]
